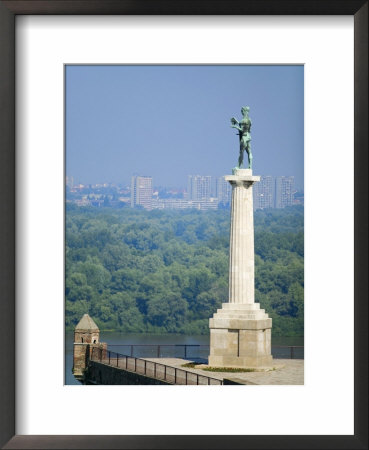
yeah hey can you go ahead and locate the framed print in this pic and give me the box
[0,1,367,449]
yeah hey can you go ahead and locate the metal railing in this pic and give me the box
[90,347,223,385]
[106,344,209,361]
[272,345,304,359]
[106,344,304,360]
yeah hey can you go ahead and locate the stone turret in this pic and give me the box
[72,314,107,379]
[74,313,100,345]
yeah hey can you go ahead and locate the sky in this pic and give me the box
[66,65,304,189]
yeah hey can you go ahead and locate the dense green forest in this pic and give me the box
[65,205,304,336]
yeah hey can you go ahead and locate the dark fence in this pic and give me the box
[106,344,209,362]
[106,344,304,361]
[272,345,304,359]
[90,347,223,385]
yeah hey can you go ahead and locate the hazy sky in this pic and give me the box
[66,65,304,189]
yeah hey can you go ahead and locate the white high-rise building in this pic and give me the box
[253,175,295,209]
[253,175,274,210]
[131,175,153,210]
[187,175,212,201]
[275,176,294,208]
[216,176,232,204]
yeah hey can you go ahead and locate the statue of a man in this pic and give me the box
[231,106,253,169]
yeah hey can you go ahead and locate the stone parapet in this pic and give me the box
[85,361,170,385]
[73,342,108,378]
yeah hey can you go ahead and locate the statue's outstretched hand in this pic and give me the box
[230,117,238,126]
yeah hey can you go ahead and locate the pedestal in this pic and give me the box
[208,169,273,368]
[208,303,273,367]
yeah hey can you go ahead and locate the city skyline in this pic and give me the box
[67,173,301,211]
[67,174,302,190]
[66,173,301,191]
[66,65,304,189]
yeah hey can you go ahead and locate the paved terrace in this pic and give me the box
[144,357,304,385]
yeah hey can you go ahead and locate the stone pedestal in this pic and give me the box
[208,169,273,368]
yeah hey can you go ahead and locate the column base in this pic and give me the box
[208,303,273,368]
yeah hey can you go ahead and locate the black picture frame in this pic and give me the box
[0,1,367,449]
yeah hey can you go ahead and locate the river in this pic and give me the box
[65,332,303,385]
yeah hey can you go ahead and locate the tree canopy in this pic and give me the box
[66,205,304,336]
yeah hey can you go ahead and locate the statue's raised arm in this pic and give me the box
[231,106,253,170]
[230,117,242,132]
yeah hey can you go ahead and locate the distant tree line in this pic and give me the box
[65,205,304,336]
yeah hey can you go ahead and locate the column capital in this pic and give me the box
[225,168,260,184]
[225,174,260,186]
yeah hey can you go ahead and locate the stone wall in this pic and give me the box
[74,330,100,344]
[85,361,171,385]
[73,342,107,377]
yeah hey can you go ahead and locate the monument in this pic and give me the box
[208,107,273,368]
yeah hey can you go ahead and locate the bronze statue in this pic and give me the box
[231,106,253,169]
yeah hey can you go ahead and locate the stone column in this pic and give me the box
[227,169,259,304]
[208,168,273,368]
